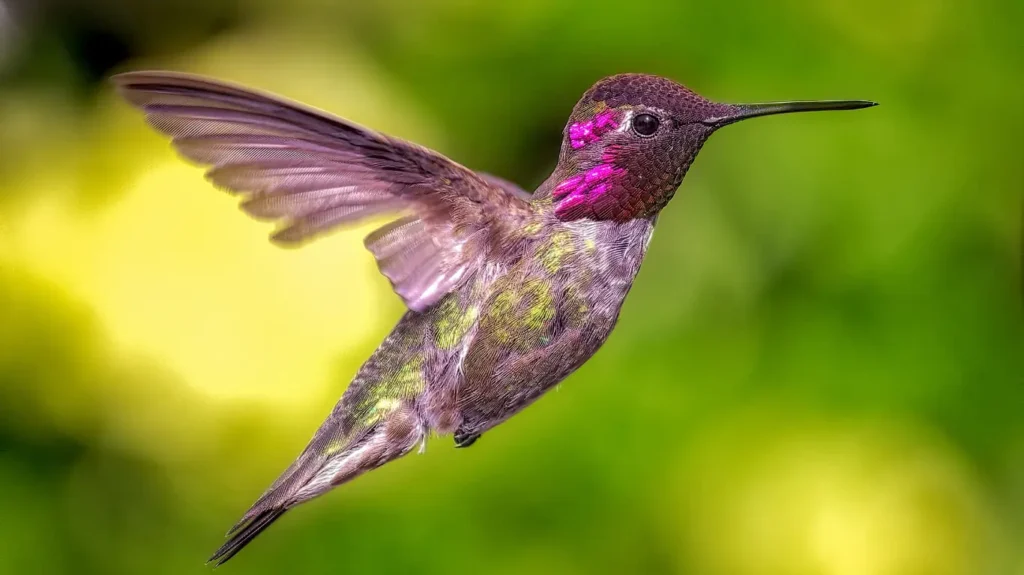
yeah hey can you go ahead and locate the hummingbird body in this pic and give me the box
[113,71,874,564]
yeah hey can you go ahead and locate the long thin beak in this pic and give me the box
[702,100,877,128]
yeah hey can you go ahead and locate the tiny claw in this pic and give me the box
[454,431,480,448]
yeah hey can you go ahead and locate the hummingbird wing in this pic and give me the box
[113,71,532,311]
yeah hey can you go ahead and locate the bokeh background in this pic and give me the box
[1,0,1022,573]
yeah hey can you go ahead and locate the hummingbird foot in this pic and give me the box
[454,430,480,448]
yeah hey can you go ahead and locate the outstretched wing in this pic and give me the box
[113,71,531,311]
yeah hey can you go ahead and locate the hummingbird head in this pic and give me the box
[550,73,875,221]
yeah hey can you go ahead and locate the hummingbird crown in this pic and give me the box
[551,73,875,222]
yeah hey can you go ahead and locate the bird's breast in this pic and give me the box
[419,217,656,435]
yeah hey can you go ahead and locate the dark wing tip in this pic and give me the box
[110,70,195,94]
[109,70,346,123]
[207,507,287,567]
[111,70,212,86]
[110,70,226,111]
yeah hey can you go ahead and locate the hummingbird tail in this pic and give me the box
[206,400,426,565]
[207,507,287,567]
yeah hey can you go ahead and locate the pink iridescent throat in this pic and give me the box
[552,162,625,218]
[554,108,627,219]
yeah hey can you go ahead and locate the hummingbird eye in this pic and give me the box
[631,113,660,137]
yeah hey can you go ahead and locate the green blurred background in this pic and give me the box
[1,0,1022,573]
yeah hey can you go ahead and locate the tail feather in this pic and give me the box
[208,507,287,567]
[205,393,425,565]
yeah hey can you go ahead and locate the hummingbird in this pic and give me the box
[113,71,874,565]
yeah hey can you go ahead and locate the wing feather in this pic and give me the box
[113,71,532,311]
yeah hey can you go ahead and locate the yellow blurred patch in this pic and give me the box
[4,160,385,405]
[668,413,997,575]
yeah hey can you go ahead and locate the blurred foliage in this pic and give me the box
[0,0,1022,574]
